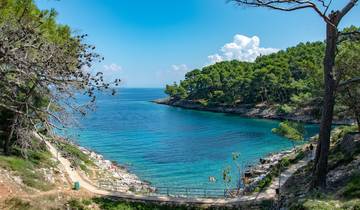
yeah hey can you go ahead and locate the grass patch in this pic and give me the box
[28,149,56,168]
[53,140,95,173]
[59,142,93,165]
[272,121,305,141]
[280,157,291,167]
[68,197,202,210]
[254,174,273,192]
[93,197,203,210]
[66,197,250,210]
[328,143,360,171]
[0,150,55,191]
[4,197,32,210]
[55,141,94,168]
[79,163,89,172]
[340,173,360,199]
[67,199,88,210]
[288,189,360,210]
[295,199,342,210]
[290,198,360,210]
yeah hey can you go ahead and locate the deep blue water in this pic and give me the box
[72,88,318,189]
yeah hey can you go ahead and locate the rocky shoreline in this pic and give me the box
[76,142,308,197]
[59,137,316,198]
[66,139,306,194]
[153,98,352,125]
[243,144,311,192]
[59,140,155,193]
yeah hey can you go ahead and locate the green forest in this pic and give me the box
[1,0,360,209]
[165,33,360,129]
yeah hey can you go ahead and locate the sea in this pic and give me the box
[70,88,318,190]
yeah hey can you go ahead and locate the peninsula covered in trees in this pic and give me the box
[162,37,360,129]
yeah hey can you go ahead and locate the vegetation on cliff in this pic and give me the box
[165,37,359,128]
[0,145,56,191]
[281,126,360,209]
[272,121,305,141]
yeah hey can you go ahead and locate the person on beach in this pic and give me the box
[309,144,314,151]
[309,144,314,159]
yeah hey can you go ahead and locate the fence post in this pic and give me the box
[167,188,169,196]
[186,188,188,197]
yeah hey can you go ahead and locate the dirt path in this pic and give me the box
[38,133,311,206]
[42,138,110,196]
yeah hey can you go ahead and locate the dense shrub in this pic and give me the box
[341,173,360,199]
[272,121,305,140]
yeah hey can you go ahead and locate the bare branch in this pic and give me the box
[338,77,360,88]
[231,0,332,23]
[338,0,358,21]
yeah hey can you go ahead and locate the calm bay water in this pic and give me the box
[73,88,318,189]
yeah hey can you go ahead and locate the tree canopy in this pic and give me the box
[0,0,119,156]
[165,27,360,125]
[166,41,325,106]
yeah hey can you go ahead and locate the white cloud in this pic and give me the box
[208,34,279,64]
[99,63,125,85]
[208,54,223,63]
[171,64,189,73]
[103,63,122,72]
[156,64,190,86]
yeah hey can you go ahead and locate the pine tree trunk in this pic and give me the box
[312,15,339,189]
[4,126,14,155]
[3,114,18,156]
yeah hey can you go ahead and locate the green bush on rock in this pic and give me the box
[277,104,295,115]
[272,121,305,141]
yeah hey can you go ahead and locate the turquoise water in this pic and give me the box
[72,88,318,189]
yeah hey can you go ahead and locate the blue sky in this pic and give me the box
[36,0,360,88]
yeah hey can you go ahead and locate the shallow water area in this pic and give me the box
[72,88,318,190]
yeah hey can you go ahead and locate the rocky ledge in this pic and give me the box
[153,98,353,125]
[243,145,309,192]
